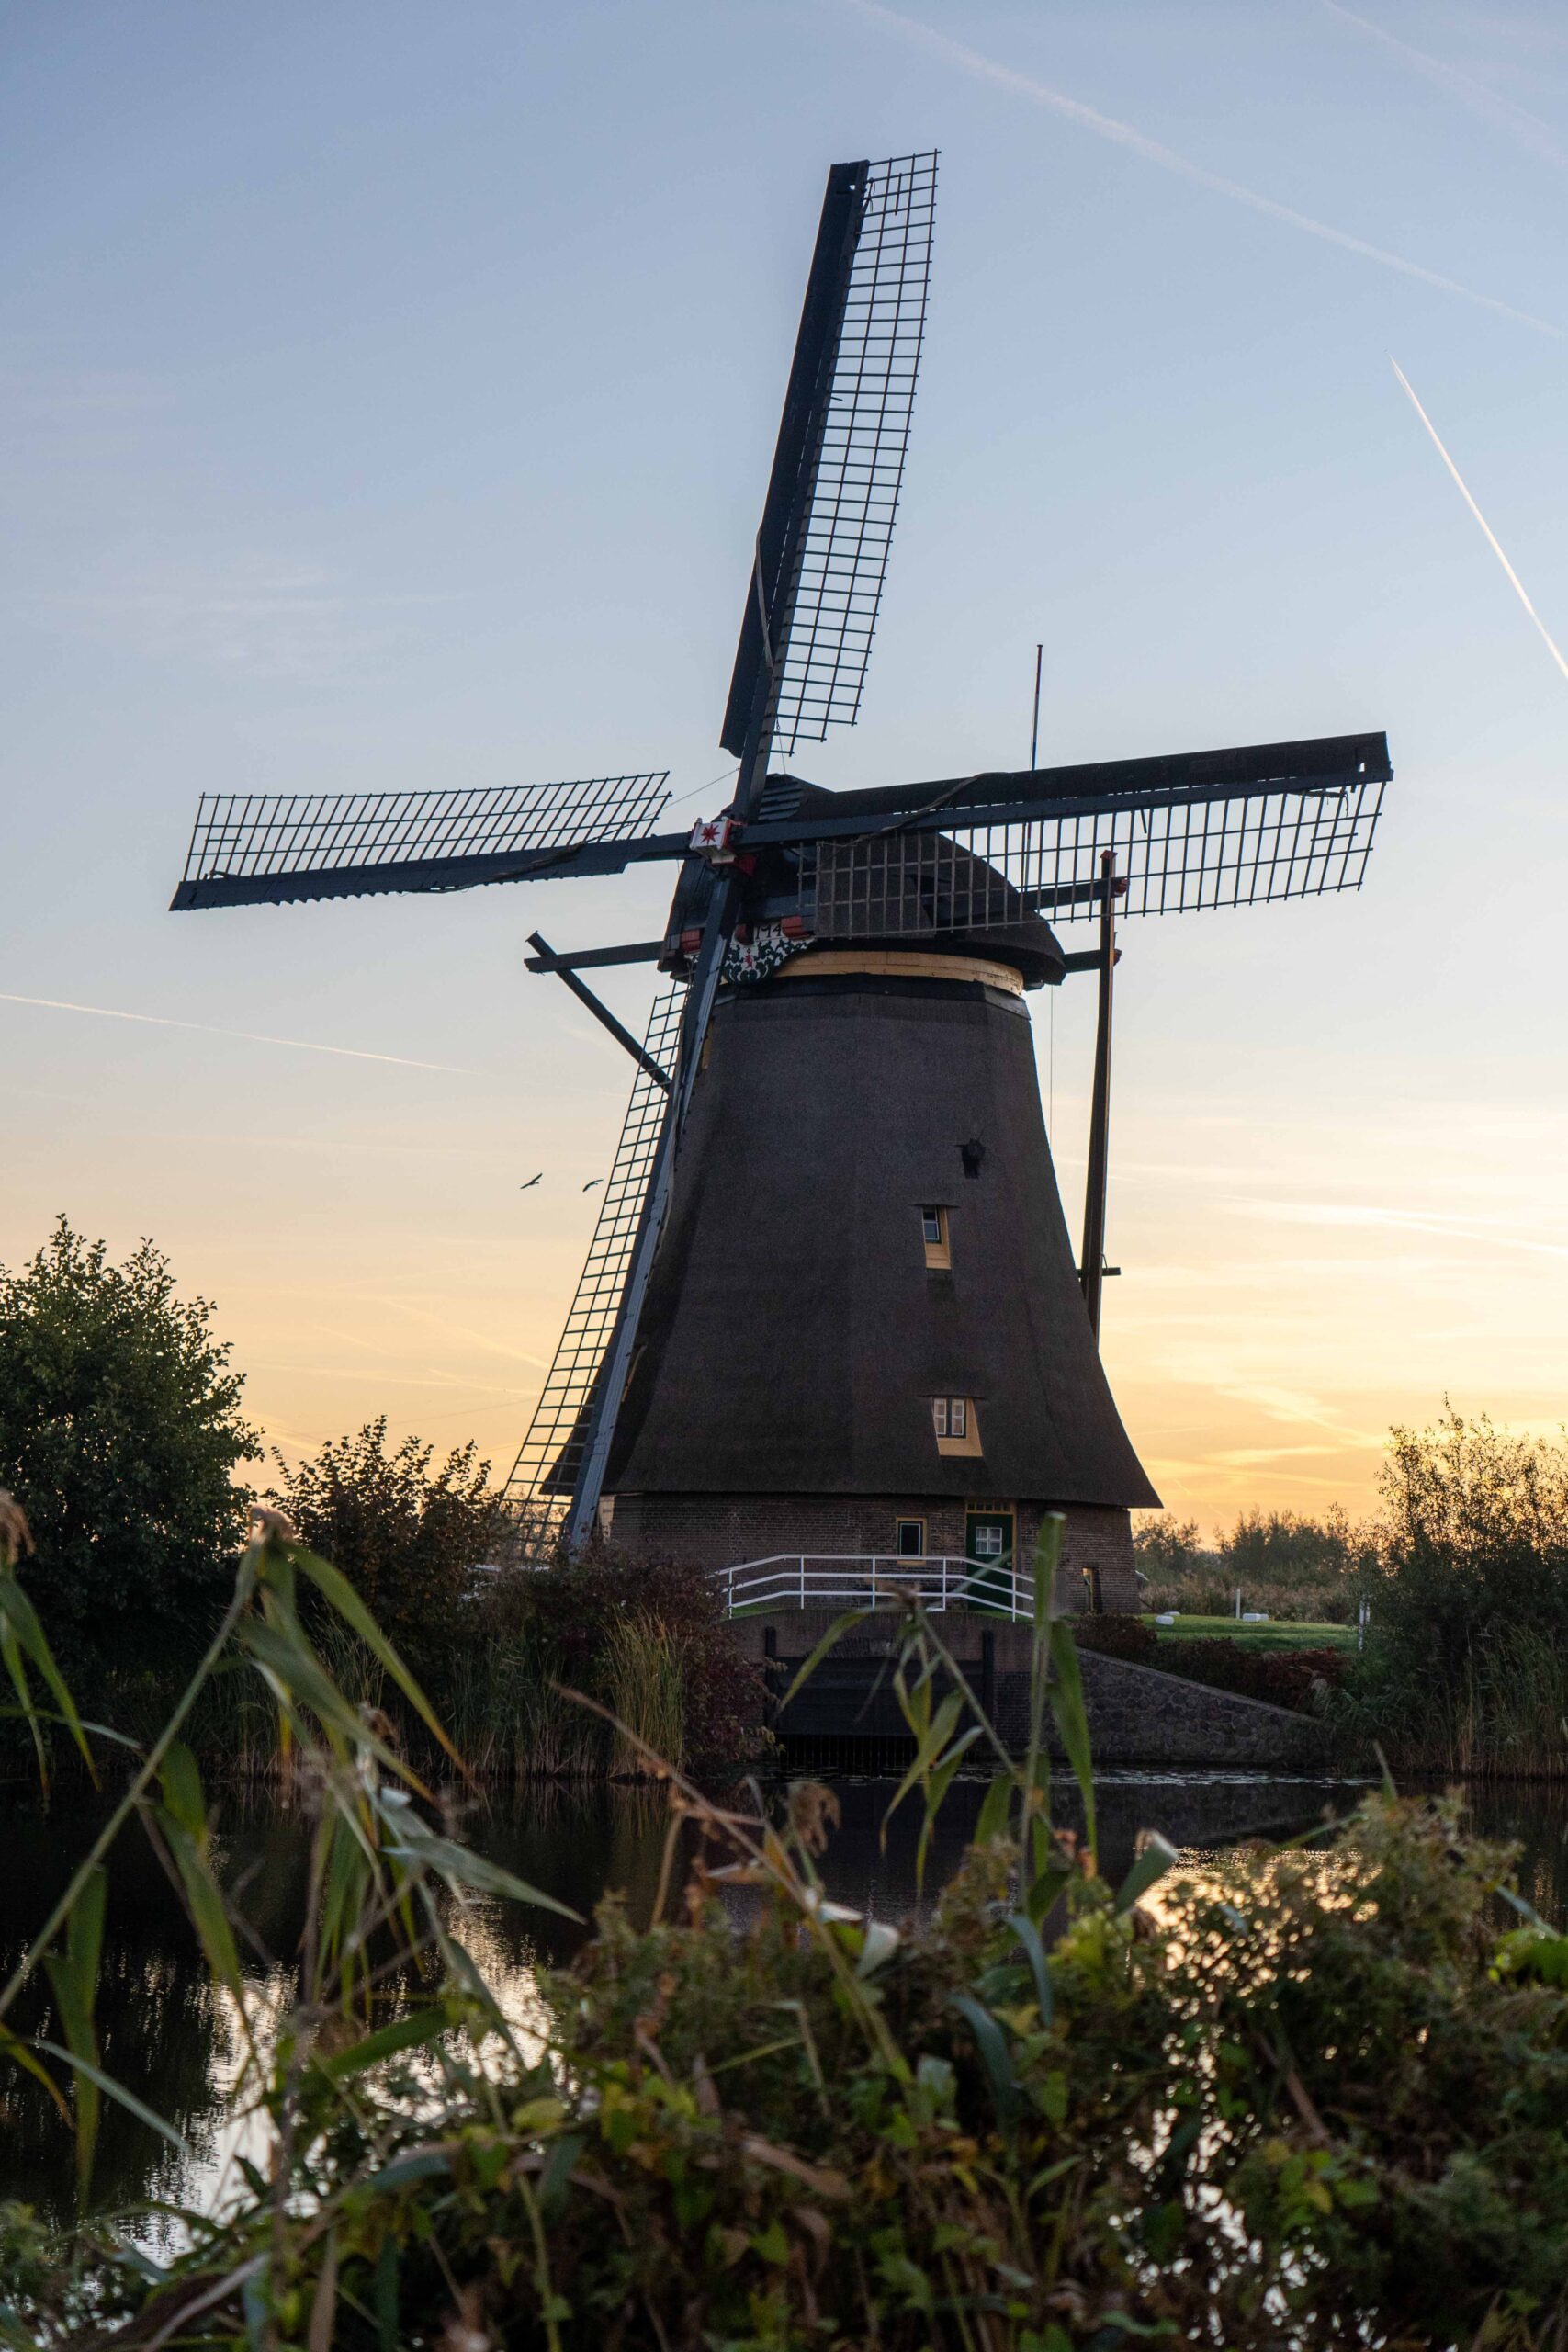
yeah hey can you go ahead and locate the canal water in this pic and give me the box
[1,1770,1562,2222]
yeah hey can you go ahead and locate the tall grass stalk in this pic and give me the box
[438,1642,603,1779]
[180,1660,279,1781]
[603,1612,684,1777]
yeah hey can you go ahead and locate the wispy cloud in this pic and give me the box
[245,1359,528,1396]
[1237,1194,1568,1260]
[1209,1442,1343,1466]
[1323,2,1568,170]
[0,365,172,422]
[1390,356,1568,684]
[1145,1447,1359,1503]
[842,0,1562,336]
[24,555,448,679]
[1195,1376,1390,1453]
[361,1294,552,1369]
[0,991,481,1076]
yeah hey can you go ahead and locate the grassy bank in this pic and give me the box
[1076,1611,1353,1714]
[1149,1612,1356,1651]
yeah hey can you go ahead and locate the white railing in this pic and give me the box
[713,1554,1032,1621]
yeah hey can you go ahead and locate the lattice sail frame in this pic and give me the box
[178,773,671,894]
[769,152,937,755]
[501,985,687,1562]
[806,775,1385,939]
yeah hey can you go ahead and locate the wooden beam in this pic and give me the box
[524,939,663,974]
[526,933,671,1091]
[1079,851,1117,1342]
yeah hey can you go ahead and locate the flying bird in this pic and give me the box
[519,1173,542,1190]
[582,1179,603,1192]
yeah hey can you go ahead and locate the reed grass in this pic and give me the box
[1373,1623,1568,1781]
[73,1610,701,1787]
[602,1611,684,1777]
[157,1657,278,1781]
[426,1641,604,1779]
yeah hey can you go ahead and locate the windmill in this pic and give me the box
[171,152,1390,1597]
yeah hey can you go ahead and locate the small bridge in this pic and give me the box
[712,1555,1032,1622]
[719,1587,1334,1774]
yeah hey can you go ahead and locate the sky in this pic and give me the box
[4,1,1566,1534]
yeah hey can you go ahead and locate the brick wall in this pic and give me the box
[609,1490,1140,1612]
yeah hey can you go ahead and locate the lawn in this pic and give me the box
[1148,1613,1356,1651]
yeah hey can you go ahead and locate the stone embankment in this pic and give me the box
[730,1610,1333,1770]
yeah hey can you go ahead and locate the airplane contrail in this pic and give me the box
[0,991,482,1074]
[842,0,1562,338]
[1322,3,1568,175]
[1389,356,1568,687]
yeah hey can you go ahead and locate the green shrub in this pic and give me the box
[310,1548,771,1781]
[265,1417,499,1659]
[469,1546,766,1773]
[1156,1636,1351,1713]
[1069,1611,1157,1662]
[206,1435,764,1779]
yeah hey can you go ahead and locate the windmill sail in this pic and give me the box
[769,151,937,752]
[806,769,1386,940]
[172,773,671,910]
[722,152,937,765]
[502,985,687,1561]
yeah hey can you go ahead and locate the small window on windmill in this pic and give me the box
[920,1205,951,1270]
[895,1517,927,1559]
[931,1396,982,1457]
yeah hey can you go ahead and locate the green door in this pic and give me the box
[964,1510,1015,1613]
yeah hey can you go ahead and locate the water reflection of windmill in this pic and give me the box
[170,153,1390,1603]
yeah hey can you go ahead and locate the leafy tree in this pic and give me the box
[0,1218,258,1682]
[1353,1407,1568,1751]
[1220,1504,1361,1589]
[1131,1512,1207,1578]
[265,1419,499,1653]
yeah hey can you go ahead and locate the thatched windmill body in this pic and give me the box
[171,153,1390,1608]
